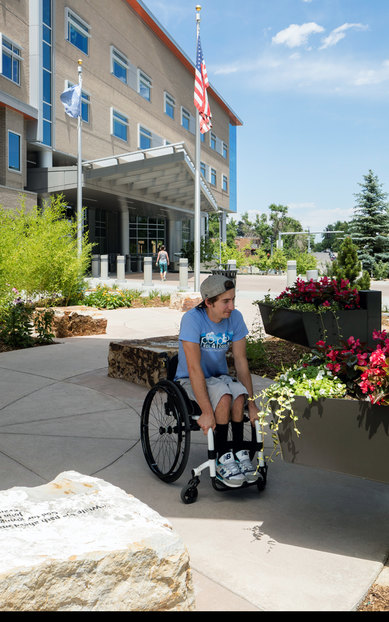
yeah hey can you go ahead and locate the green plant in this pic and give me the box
[0,296,34,348]
[34,308,55,344]
[0,195,93,305]
[255,361,347,460]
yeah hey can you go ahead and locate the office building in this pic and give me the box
[0,0,242,270]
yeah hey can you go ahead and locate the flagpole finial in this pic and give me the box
[196,5,201,10]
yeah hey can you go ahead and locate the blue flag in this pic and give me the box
[60,84,81,118]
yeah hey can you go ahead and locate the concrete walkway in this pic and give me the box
[0,272,388,611]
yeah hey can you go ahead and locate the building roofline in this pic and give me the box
[123,0,243,127]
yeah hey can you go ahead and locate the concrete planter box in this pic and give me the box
[258,290,382,348]
[276,395,389,483]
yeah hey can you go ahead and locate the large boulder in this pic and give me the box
[0,471,195,611]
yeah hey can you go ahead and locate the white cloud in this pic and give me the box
[272,23,324,48]
[320,23,368,50]
[212,51,389,98]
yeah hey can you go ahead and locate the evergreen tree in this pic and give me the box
[331,236,370,290]
[350,170,389,273]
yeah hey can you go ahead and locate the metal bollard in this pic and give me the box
[287,260,297,287]
[116,255,125,281]
[100,254,109,279]
[91,254,100,278]
[179,257,189,290]
[143,256,153,286]
[306,269,318,282]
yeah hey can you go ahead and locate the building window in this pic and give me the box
[8,131,21,172]
[181,107,190,131]
[164,92,175,119]
[111,46,128,84]
[66,81,90,123]
[1,35,22,85]
[42,0,53,146]
[139,126,151,149]
[129,216,166,255]
[223,142,228,159]
[65,8,90,55]
[111,109,128,142]
[94,209,107,254]
[138,70,151,101]
[200,162,206,177]
[210,168,216,186]
[222,175,228,192]
[210,132,216,150]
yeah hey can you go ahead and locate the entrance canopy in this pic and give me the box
[83,142,218,214]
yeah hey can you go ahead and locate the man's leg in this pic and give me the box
[231,394,245,453]
[213,393,232,459]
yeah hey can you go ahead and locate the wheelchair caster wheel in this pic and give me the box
[181,478,199,504]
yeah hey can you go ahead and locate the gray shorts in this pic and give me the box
[178,375,247,412]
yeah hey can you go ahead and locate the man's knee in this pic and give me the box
[214,393,232,424]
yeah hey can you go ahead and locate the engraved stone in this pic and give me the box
[0,471,195,611]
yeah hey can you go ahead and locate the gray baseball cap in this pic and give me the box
[200,274,235,300]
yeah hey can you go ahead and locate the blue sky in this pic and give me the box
[144,0,389,237]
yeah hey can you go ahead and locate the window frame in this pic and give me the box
[210,132,217,150]
[65,7,90,55]
[210,167,217,186]
[181,107,190,131]
[138,69,152,101]
[222,174,228,192]
[111,46,128,85]
[139,125,152,150]
[111,108,129,142]
[1,34,23,85]
[164,92,175,119]
[8,130,21,173]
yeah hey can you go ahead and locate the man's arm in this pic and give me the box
[232,337,258,425]
[182,340,216,435]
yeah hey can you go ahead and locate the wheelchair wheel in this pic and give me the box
[141,380,191,483]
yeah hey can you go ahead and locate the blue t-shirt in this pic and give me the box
[175,306,248,379]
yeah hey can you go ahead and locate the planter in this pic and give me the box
[258,290,382,348]
[276,395,389,483]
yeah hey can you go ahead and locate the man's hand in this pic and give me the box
[197,411,216,435]
[247,399,259,426]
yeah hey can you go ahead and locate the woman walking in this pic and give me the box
[156,245,170,281]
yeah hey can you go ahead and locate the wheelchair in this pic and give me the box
[140,354,268,504]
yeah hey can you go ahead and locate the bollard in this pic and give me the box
[306,269,318,282]
[116,255,125,281]
[287,260,297,287]
[100,254,109,279]
[179,257,189,290]
[91,254,100,278]
[143,256,153,286]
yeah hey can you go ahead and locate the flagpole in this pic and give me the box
[77,59,83,258]
[194,5,201,292]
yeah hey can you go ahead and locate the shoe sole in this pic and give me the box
[216,474,245,488]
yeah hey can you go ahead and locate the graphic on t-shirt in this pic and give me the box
[200,330,233,350]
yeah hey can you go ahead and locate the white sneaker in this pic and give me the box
[216,452,245,488]
[236,449,258,483]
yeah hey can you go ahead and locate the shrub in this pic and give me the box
[0,195,93,305]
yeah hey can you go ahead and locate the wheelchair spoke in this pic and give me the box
[140,380,191,483]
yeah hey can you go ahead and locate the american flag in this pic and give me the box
[194,34,212,134]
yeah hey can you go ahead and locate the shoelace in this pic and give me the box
[238,459,255,473]
[220,460,241,476]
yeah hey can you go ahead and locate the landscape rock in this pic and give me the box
[51,307,107,337]
[0,471,195,611]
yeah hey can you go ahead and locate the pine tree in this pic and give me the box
[331,236,371,290]
[350,170,389,273]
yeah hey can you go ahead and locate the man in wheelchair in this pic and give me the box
[175,274,259,488]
